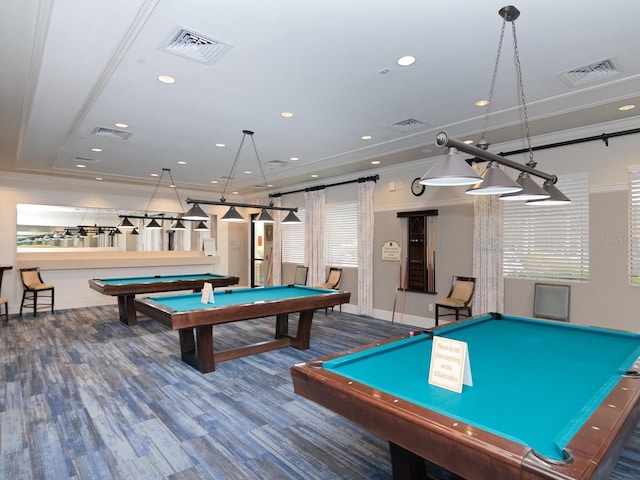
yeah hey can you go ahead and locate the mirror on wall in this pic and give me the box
[17,204,216,252]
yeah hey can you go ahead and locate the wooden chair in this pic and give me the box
[293,266,308,286]
[435,276,475,326]
[0,266,10,323]
[20,267,55,317]
[315,267,343,314]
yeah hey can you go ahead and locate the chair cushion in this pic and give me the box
[0,297,7,303]
[28,283,54,290]
[436,297,468,308]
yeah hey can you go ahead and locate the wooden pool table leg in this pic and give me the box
[179,326,215,373]
[118,294,138,325]
[291,309,315,350]
[389,442,427,479]
[275,313,289,338]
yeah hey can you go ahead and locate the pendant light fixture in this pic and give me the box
[186,130,300,223]
[425,6,568,203]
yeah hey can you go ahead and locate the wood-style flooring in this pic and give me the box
[1,306,639,479]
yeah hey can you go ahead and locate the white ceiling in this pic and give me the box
[2,0,640,196]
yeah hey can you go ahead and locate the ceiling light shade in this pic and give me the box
[78,227,88,237]
[221,206,245,222]
[118,217,135,228]
[145,218,162,229]
[253,209,275,223]
[171,219,186,230]
[526,180,572,205]
[183,203,209,220]
[113,228,122,234]
[131,227,139,235]
[465,161,522,195]
[282,211,301,223]
[194,221,209,231]
[419,148,483,186]
[499,172,551,201]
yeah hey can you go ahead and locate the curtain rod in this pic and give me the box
[270,174,379,198]
[495,127,640,157]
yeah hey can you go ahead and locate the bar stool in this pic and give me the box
[20,267,55,317]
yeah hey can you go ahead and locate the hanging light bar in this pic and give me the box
[424,6,569,204]
[203,130,299,222]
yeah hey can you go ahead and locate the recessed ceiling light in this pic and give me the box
[150,173,159,177]
[215,143,226,148]
[361,135,372,140]
[290,157,299,161]
[232,191,239,195]
[397,55,416,67]
[267,184,274,188]
[281,112,294,118]
[177,161,187,165]
[169,184,176,188]
[311,174,319,178]
[371,160,380,165]
[158,75,176,84]
[210,180,218,184]
[75,164,86,168]
[95,177,103,181]
[463,139,474,145]
[91,148,102,152]
[114,122,129,128]
[619,104,636,111]
[475,100,490,107]
[244,170,252,174]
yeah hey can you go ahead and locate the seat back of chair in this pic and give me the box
[294,266,308,285]
[326,268,342,289]
[450,276,475,305]
[21,268,42,289]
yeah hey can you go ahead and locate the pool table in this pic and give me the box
[291,313,640,479]
[135,285,350,373]
[88,273,239,325]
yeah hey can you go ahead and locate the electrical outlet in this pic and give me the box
[428,303,433,312]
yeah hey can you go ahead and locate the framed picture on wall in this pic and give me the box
[265,224,273,242]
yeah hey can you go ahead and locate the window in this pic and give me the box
[629,167,640,285]
[282,209,305,264]
[325,201,358,267]
[503,173,589,282]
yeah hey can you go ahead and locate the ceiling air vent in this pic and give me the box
[266,159,289,168]
[558,58,620,88]
[74,156,101,164]
[92,127,131,140]
[162,26,232,64]
[390,118,429,131]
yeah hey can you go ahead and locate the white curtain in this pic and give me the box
[358,180,375,316]
[304,189,325,286]
[271,197,282,286]
[473,194,504,314]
